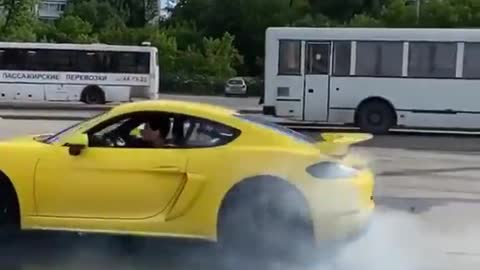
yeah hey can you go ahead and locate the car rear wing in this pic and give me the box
[314,132,373,157]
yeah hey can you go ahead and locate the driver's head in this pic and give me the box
[141,118,170,143]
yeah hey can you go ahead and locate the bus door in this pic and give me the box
[304,42,331,122]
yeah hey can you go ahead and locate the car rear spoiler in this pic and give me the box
[314,132,373,157]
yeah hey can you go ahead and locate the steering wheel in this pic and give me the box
[102,131,126,147]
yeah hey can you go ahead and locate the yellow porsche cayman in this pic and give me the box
[0,100,374,255]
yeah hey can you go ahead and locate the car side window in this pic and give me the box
[180,116,240,148]
[84,111,240,149]
[86,112,175,149]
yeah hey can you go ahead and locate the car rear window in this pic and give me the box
[235,114,318,144]
[228,79,244,85]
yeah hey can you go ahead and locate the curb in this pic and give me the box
[0,104,112,111]
[0,115,90,121]
[0,105,263,113]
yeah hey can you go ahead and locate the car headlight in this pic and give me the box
[306,161,358,179]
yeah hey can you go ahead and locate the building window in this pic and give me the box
[333,41,351,76]
[278,40,301,75]
[463,42,480,78]
[356,41,403,77]
[37,1,67,19]
[408,42,457,78]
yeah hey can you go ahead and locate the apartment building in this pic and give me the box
[37,0,68,21]
[36,0,175,21]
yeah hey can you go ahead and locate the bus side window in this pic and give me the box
[333,41,351,76]
[136,52,150,74]
[463,42,480,79]
[49,50,75,71]
[6,49,26,70]
[278,40,301,75]
[114,52,137,74]
[76,51,100,73]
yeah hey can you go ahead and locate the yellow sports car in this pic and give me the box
[0,100,374,256]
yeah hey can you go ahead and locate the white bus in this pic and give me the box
[0,41,158,104]
[263,27,480,133]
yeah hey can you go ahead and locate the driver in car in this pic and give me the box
[132,118,171,148]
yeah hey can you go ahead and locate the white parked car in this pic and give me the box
[224,77,247,97]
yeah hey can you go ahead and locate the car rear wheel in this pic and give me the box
[218,178,315,264]
[0,183,20,245]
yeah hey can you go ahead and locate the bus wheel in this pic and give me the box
[81,86,105,105]
[356,100,395,134]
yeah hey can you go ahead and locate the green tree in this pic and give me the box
[293,13,333,27]
[349,13,383,26]
[171,0,300,75]
[451,0,480,27]
[161,21,204,51]
[1,0,38,41]
[420,0,459,27]
[200,33,243,78]
[64,0,125,31]
[380,0,417,27]
[54,15,97,43]
[307,0,390,22]
[107,0,158,27]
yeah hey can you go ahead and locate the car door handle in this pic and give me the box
[151,166,182,173]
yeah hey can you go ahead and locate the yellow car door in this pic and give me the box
[34,141,187,220]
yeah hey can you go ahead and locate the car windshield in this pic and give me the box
[42,111,108,144]
[235,114,318,144]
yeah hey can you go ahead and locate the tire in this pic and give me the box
[217,179,314,263]
[0,185,20,245]
[356,100,396,134]
[82,86,105,105]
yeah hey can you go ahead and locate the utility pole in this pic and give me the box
[416,0,421,24]
[289,0,294,26]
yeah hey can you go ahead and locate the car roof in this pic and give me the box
[109,99,238,119]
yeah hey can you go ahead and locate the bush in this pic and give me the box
[160,73,225,95]
[160,73,263,96]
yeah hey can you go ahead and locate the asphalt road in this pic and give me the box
[0,120,479,270]
[0,94,262,111]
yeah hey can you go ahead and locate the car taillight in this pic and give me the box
[306,161,358,179]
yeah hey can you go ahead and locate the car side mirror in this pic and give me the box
[64,133,89,156]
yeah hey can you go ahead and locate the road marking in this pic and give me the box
[447,251,480,257]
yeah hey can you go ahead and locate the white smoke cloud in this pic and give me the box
[330,209,437,270]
